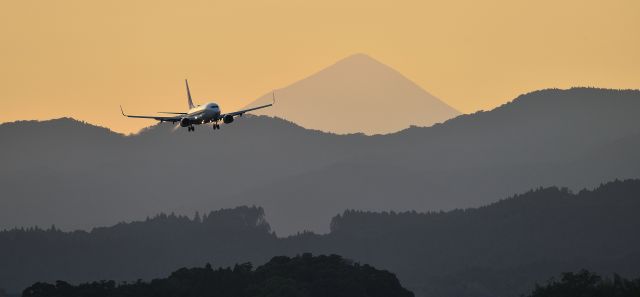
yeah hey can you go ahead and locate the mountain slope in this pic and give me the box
[2,180,640,297]
[0,88,639,235]
[237,88,640,233]
[246,53,460,134]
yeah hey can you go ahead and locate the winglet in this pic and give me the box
[120,105,127,117]
[272,91,276,105]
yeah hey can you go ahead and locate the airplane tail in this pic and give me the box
[185,79,196,109]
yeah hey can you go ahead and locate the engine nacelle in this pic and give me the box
[223,115,234,124]
[180,118,191,127]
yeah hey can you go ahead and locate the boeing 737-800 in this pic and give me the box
[120,80,274,132]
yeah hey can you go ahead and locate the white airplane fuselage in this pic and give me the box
[179,103,222,127]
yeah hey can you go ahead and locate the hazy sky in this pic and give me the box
[1,0,639,134]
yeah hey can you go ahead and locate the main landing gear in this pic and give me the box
[186,123,219,132]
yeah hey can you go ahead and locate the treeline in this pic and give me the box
[22,254,414,297]
[526,270,640,297]
[21,268,640,297]
[2,180,640,297]
[0,206,280,294]
[321,179,640,296]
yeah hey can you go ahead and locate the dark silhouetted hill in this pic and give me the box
[2,179,640,297]
[1,88,640,235]
[524,270,640,297]
[319,179,640,297]
[0,206,278,294]
[22,254,414,297]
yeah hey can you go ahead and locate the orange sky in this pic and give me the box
[1,0,639,134]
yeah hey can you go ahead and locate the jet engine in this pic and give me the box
[223,115,234,124]
[180,118,191,127]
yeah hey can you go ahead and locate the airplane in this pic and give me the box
[120,79,274,132]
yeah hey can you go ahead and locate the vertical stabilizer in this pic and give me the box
[185,79,196,109]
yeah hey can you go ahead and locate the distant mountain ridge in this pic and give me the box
[246,54,460,134]
[2,179,639,297]
[1,87,639,235]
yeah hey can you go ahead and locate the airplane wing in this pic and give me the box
[220,92,276,119]
[221,103,273,118]
[158,112,188,115]
[120,106,182,123]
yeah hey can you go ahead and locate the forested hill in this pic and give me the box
[22,254,414,297]
[523,270,640,297]
[2,88,640,235]
[321,179,640,297]
[2,179,640,297]
[0,206,278,294]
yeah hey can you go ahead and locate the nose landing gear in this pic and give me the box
[212,123,220,130]
[187,126,195,132]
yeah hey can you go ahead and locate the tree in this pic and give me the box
[527,270,640,297]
